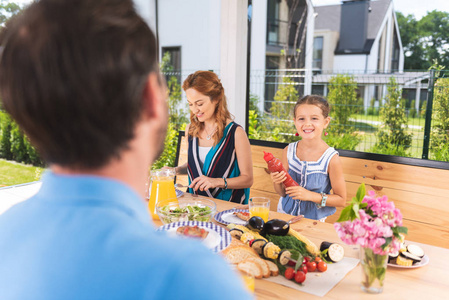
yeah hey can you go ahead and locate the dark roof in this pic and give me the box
[314,0,391,40]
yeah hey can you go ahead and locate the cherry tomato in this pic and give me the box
[300,264,308,274]
[284,267,295,280]
[304,256,312,262]
[317,261,328,272]
[306,261,317,272]
[315,257,322,264]
[294,271,306,284]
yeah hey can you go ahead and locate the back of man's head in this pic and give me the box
[0,0,158,169]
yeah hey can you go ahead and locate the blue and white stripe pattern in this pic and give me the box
[279,141,338,220]
[157,221,231,253]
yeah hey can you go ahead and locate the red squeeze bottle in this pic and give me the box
[263,151,299,187]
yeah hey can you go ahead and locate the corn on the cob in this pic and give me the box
[287,228,320,256]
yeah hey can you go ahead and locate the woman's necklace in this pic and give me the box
[204,126,217,140]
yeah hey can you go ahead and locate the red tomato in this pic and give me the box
[304,256,312,262]
[294,271,306,284]
[315,257,322,264]
[306,261,317,272]
[317,261,328,272]
[300,264,308,274]
[284,267,295,280]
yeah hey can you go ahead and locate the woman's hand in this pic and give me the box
[189,175,223,192]
[285,186,314,201]
[270,171,286,185]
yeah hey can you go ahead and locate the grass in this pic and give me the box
[0,159,44,187]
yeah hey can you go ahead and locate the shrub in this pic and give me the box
[429,77,449,161]
[371,77,412,156]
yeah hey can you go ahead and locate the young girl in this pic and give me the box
[270,95,346,220]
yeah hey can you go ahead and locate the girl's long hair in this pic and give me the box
[182,71,232,145]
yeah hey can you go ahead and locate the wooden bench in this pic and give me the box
[175,131,449,248]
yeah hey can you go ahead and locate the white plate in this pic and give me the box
[157,221,231,253]
[214,209,249,225]
[387,254,429,269]
[175,189,184,198]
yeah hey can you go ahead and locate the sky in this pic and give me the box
[311,0,449,20]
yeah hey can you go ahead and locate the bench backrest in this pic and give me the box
[175,131,449,248]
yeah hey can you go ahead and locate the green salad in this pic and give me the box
[159,204,212,223]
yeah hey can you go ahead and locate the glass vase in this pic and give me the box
[360,247,388,294]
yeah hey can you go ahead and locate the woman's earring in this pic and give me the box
[295,133,299,136]
[324,131,329,136]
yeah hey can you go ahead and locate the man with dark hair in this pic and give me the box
[0,1,251,299]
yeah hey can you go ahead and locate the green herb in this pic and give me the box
[159,204,212,223]
[264,234,311,257]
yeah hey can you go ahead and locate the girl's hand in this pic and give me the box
[270,171,287,185]
[189,175,222,192]
[285,186,313,201]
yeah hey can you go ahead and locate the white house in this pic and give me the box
[311,0,424,109]
[133,0,316,124]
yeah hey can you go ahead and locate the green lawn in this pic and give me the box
[0,159,44,187]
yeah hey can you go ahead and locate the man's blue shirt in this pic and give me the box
[0,172,251,299]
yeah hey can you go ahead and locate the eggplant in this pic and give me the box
[406,244,424,258]
[263,219,290,236]
[277,250,292,265]
[388,251,399,264]
[250,239,267,255]
[229,228,244,239]
[320,241,344,263]
[247,216,265,233]
[400,251,422,264]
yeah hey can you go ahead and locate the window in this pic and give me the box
[264,55,280,112]
[267,0,281,45]
[161,47,181,83]
[391,30,400,71]
[312,36,323,71]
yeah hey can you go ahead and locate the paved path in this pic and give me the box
[0,182,41,215]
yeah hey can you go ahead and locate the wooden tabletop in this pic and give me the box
[154,193,449,300]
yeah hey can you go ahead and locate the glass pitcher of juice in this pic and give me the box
[147,168,177,219]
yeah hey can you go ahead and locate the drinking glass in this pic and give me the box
[249,197,270,222]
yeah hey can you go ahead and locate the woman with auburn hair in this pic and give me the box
[173,70,253,204]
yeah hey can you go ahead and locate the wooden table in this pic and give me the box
[157,193,449,300]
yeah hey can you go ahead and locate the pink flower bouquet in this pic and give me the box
[334,183,407,293]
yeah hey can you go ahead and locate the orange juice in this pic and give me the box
[249,206,269,222]
[241,273,255,292]
[148,169,177,219]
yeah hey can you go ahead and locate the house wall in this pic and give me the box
[333,54,367,72]
[157,0,221,72]
[314,29,338,72]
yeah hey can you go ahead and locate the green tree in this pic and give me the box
[0,111,13,160]
[397,11,449,70]
[372,77,412,156]
[262,76,298,143]
[429,77,449,161]
[152,52,188,169]
[327,74,358,134]
[0,0,21,27]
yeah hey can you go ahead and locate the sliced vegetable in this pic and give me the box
[278,249,292,265]
[229,228,244,239]
[400,251,422,263]
[263,242,281,260]
[250,239,267,256]
[320,241,345,263]
[406,244,424,258]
